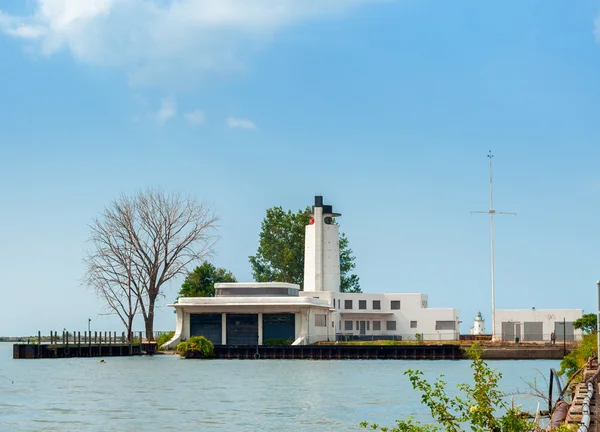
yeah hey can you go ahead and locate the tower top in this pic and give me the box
[312,196,341,217]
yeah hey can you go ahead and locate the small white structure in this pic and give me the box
[163,196,460,348]
[494,309,584,342]
[470,312,485,335]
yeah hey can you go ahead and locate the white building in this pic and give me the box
[163,196,460,348]
[495,309,584,342]
[470,312,485,335]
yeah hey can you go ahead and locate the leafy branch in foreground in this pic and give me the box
[361,345,536,432]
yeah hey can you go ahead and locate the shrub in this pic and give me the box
[558,332,597,378]
[361,344,535,432]
[176,336,215,359]
[156,331,175,350]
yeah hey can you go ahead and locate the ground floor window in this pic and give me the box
[386,321,396,331]
[373,321,381,331]
[315,314,326,327]
[410,321,417,328]
[435,321,456,330]
[344,320,353,331]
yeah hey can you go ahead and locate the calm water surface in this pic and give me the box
[0,343,559,431]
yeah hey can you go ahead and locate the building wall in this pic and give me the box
[494,309,584,342]
[300,291,459,341]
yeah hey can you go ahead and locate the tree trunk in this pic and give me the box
[127,315,134,343]
[145,295,156,341]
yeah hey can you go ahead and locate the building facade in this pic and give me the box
[495,309,584,342]
[163,196,460,348]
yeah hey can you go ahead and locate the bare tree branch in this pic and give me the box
[82,188,219,340]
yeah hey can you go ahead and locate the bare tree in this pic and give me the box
[83,188,219,340]
[84,237,141,341]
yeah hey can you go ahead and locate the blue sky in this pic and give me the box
[1,0,600,336]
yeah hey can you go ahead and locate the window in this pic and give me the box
[339,320,341,329]
[436,321,456,330]
[359,300,366,310]
[373,321,381,331]
[345,300,353,310]
[367,321,370,331]
[386,321,397,331]
[356,321,359,330]
[344,320,353,331]
[410,321,417,328]
[421,300,428,308]
[373,300,381,310]
[315,314,326,327]
[337,299,340,309]
[391,301,401,310]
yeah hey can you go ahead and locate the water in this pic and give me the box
[0,343,560,431]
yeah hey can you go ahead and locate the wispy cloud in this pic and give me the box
[156,97,176,124]
[227,117,257,130]
[185,109,206,125]
[0,0,375,89]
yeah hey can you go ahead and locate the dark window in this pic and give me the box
[344,320,353,331]
[373,321,381,331]
[410,321,417,328]
[435,321,456,330]
[373,300,381,310]
[337,299,340,309]
[315,314,326,327]
[356,321,359,330]
[359,300,367,310]
[386,321,397,331]
[345,300,353,310]
[367,321,370,331]
[391,301,401,310]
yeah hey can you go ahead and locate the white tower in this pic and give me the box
[470,312,485,336]
[303,196,341,292]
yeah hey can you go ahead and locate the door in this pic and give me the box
[523,322,543,341]
[226,314,258,345]
[190,314,222,345]
[359,321,366,335]
[263,314,295,343]
[555,321,575,341]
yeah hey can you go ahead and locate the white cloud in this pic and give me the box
[0,0,375,89]
[185,109,206,125]
[227,116,257,130]
[156,97,176,123]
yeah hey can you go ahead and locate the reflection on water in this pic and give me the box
[0,343,559,431]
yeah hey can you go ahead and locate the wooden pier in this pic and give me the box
[12,331,157,359]
[564,358,600,431]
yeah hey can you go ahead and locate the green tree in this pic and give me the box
[178,261,237,298]
[573,313,597,334]
[249,206,361,293]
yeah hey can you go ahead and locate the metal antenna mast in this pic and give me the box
[471,151,515,341]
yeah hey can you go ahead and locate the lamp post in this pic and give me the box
[88,318,91,334]
[597,281,600,360]
[563,317,566,357]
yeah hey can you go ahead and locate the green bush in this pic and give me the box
[262,338,292,346]
[361,344,536,432]
[559,332,597,378]
[176,336,215,359]
[156,331,175,350]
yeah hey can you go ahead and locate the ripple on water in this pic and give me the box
[0,344,560,431]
